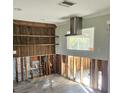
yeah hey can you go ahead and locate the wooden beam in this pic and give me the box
[38,56,42,77]
[53,55,57,74]
[61,55,63,75]
[21,57,24,81]
[73,56,77,80]
[46,56,48,75]
[30,57,33,79]
[15,57,18,82]
[90,59,98,89]
[48,55,51,74]
[14,20,57,28]
[80,57,83,84]
[90,59,95,88]
[42,56,45,75]
[40,56,44,76]
[94,59,98,88]
[56,54,61,74]
[24,57,28,80]
[65,55,68,78]
[102,61,108,93]
[67,56,70,78]
[75,56,81,83]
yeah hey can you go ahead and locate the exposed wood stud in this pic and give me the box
[80,57,83,84]
[65,55,68,78]
[73,56,76,80]
[30,57,33,79]
[102,61,108,93]
[94,59,98,88]
[38,56,42,77]
[90,59,95,88]
[21,57,24,81]
[24,57,28,80]
[15,57,18,82]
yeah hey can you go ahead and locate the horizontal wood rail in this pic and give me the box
[13,35,59,38]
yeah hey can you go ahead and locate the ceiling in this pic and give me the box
[13,0,110,24]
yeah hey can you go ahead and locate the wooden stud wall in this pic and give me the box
[13,20,57,57]
[55,54,108,93]
[15,54,58,82]
[14,53,108,93]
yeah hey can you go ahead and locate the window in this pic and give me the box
[67,27,94,51]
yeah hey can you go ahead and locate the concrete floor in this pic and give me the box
[13,74,101,93]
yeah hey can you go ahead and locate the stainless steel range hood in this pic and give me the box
[65,16,82,36]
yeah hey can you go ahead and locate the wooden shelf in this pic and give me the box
[55,43,59,45]
[55,36,59,38]
[13,20,57,57]
[30,54,55,57]
[13,34,59,38]
[14,44,59,46]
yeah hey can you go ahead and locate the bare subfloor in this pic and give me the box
[13,74,101,93]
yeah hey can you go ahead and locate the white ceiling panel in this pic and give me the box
[14,0,110,24]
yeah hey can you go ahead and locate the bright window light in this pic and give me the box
[67,27,94,51]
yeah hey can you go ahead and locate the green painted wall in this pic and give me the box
[55,14,110,60]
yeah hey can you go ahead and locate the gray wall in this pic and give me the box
[55,15,110,60]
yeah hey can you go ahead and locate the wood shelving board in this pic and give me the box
[13,20,57,57]
[13,35,59,38]
[14,44,59,46]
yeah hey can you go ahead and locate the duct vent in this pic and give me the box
[59,0,76,7]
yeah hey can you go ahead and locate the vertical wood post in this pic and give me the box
[80,57,83,84]
[16,57,18,82]
[65,55,68,78]
[24,57,28,80]
[67,56,70,78]
[90,59,98,89]
[30,57,33,79]
[94,59,98,88]
[53,55,56,74]
[61,55,63,75]
[90,59,95,88]
[21,57,24,81]
[102,61,108,93]
[48,55,51,74]
[73,56,76,80]
[39,56,41,77]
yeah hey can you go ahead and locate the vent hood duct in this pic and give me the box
[65,17,82,36]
